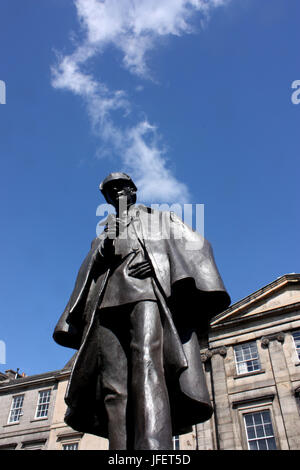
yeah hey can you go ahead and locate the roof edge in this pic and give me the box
[211,273,300,326]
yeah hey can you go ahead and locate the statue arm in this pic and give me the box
[54,237,105,348]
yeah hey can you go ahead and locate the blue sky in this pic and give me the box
[0,0,299,376]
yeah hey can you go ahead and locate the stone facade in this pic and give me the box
[0,370,58,449]
[204,273,300,450]
[0,364,107,450]
[1,274,300,450]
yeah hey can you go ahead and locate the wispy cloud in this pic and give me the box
[51,0,229,203]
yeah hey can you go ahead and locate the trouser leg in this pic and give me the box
[98,315,129,450]
[130,301,173,450]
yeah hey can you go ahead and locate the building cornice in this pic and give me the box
[232,393,275,409]
[211,274,300,327]
[210,301,300,331]
[56,431,83,441]
[0,369,71,392]
[1,424,51,439]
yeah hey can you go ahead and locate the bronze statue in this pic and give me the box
[53,172,230,450]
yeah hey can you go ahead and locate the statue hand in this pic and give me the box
[106,216,127,239]
[128,260,153,279]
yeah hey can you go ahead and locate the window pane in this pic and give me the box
[258,439,267,450]
[235,350,243,361]
[237,362,248,374]
[256,425,264,438]
[249,441,258,450]
[264,424,273,436]
[267,438,277,450]
[247,427,256,439]
[261,411,271,424]
[253,414,262,425]
[245,415,254,426]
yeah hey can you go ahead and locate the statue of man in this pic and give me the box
[53,172,230,450]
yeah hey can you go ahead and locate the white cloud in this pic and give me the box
[52,0,229,203]
[122,121,190,203]
[74,0,228,76]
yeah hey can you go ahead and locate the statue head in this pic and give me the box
[99,172,137,210]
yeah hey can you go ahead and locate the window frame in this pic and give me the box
[21,439,46,450]
[62,442,79,450]
[295,387,300,416]
[172,435,180,450]
[243,410,277,450]
[7,394,25,424]
[234,341,261,375]
[34,389,51,420]
[232,396,280,451]
[292,331,300,361]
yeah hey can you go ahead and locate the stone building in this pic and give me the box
[1,273,300,450]
[0,360,107,450]
[0,368,59,450]
[200,272,300,450]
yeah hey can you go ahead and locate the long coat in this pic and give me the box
[53,205,230,437]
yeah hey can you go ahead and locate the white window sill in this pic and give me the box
[3,421,21,427]
[30,416,48,422]
[233,369,265,379]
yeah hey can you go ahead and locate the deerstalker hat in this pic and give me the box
[99,172,137,194]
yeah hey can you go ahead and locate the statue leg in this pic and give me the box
[129,300,173,450]
[98,314,129,450]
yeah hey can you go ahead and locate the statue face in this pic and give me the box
[104,180,136,210]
